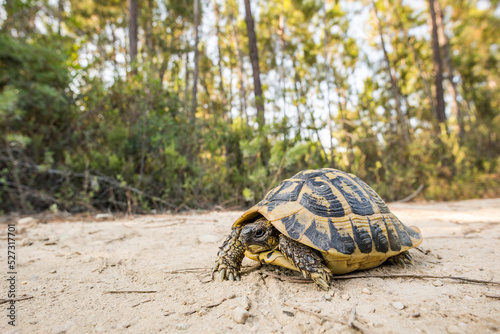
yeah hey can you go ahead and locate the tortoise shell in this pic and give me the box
[233,168,422,274]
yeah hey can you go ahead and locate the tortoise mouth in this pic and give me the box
[241,231,276,253]
[245,244,271,253]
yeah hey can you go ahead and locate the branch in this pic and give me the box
[282,301,335,323]
[267,272,500,285]
[332,273,500,285]
[348,303,377,334]
[397,184,425,203]
[0,295,34,304]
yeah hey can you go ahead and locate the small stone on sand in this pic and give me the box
[95,213,113,221]
[433,280,443,287]
[233,307,250,324]
[175,323,188,330]
[392,302,405,310]
[341,294,351,301]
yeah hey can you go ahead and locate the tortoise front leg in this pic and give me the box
[278,235,332,290]
[212,227,245,282]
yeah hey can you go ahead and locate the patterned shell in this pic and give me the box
[233,168,423,274]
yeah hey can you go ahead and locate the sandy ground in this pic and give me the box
[1,198,500,334]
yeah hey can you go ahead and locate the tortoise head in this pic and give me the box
[240,217,279,253]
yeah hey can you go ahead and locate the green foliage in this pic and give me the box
[242,188,255,202]
[0,87,21,119]
[0,33,75,161]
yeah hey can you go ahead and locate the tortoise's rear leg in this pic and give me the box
[278,235,332,290]
[212,227,245,281]
[386,251,414,269]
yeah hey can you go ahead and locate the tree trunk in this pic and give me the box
[324,50,335,166]
[191,0,200,122]
[243,0,265,127]
[213,1,228,121]
[323,4,336,166]
[428,0,447,125]
[243,0,268,169]
[190,0,202,192]
[291,55,303,141]
[184,51,191,100]
[145,0,155,56]
[278,3,287,121]
[57,0,63,36]
[229,14,248,123]
[371,1,411,144]
[128,0,138,70]
[435,0,463,137]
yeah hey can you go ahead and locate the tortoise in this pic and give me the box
[212,168,422,290]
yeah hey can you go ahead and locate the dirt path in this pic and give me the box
[2,199,500,333]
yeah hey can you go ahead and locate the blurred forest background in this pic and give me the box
[0,0,499,214]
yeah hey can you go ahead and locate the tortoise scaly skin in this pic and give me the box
[213,168,422,290]
[277,232,332,290]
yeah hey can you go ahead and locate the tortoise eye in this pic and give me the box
[255,230,266,238]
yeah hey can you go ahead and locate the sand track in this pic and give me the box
[2,198,500,333]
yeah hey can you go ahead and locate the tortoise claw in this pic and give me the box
[219,268,226,282]
[388,251,415,268]
[310,268,331,291]
[314,277,329,291]
[213,260,242,282]
[404,252,414,265]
